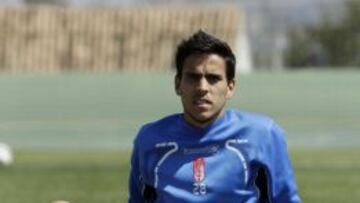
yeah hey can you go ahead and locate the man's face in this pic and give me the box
[175,53,235,128]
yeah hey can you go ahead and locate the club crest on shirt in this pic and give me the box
[193,157,207,195]
[193,157,205,182]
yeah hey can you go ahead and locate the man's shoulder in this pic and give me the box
[228,109,274,127]
[140,113,181,133]
[229,109,286,142]
[134,113,181,145]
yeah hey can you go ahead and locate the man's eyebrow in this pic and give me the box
[184,71,202,76]
[206,73,222,77]
[184,72,223,78]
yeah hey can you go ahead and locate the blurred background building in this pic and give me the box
[0,0,358,73]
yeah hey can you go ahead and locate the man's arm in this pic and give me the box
[128,142,146,203]
[264,122,301,203]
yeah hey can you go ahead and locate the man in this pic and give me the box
[128,30,301,203]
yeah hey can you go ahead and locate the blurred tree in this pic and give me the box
[285,0,360,68]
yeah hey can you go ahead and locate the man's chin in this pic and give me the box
[184,108,224,128]
[192,112,217,124]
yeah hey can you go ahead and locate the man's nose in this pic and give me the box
[196,77,209,93]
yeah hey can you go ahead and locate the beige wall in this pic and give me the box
[0,7,240,72]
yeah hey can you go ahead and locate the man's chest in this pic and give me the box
[141,139,256,198]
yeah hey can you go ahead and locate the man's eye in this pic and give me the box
[207,75,221,83]
[186,74,200,81]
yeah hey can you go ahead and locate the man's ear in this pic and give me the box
[175,76,181,96]
[226,79,235,99]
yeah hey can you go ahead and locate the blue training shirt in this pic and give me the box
[128,109,301,203]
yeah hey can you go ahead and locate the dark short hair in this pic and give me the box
[175,30,236,80]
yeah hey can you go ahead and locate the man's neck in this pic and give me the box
[183,110,225,129]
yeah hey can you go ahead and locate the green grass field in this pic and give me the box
[0,70,360,202]
[1,149,360,203]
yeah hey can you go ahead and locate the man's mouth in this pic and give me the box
[193,99,212,107]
